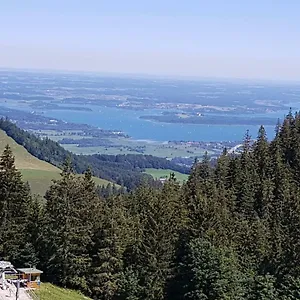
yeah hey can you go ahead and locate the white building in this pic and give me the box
[0,261,16,290]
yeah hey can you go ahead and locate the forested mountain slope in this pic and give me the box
[0,129,113,195]
[0,118,189,189]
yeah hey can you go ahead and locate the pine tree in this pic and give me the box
[214,148,230,190]
[235,131,257,219]
[280,188,300,278]
[183,152,220,241]
[248,274,278,300]
[253,126,273,219]
[118,266,142,300]
[279,110,294,165]
[213,149,236,245]
[290,112,300,182]
[90,195,128,300]
[180,238,244,300]
[121,180,184,300]
[268,134,292,275]
[186,152,213,200]
[278,275,300,300]
[227,130,271,275]
[44,162,95,292]
[0,145,32,265]
[18,195,43,268]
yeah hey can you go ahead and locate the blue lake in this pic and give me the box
[39,106,283,142]
[1,102,296,142]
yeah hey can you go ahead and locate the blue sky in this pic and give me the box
[1,0,300,80]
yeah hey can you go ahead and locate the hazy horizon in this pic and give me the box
[2,67,300,86]
[1,1,300,81]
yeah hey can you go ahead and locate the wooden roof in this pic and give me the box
[17,268,43,274]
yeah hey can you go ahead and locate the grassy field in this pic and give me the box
[0,130,60,172]
[36,130,212,158]
[20,169,62,196]
[60,138,210,158]
[20,169,114,196]
[0,130,115,195]
[29,283,91,300]
[145,168,189,182]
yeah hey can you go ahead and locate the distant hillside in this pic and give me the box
[0,119,189,190]
[0,129,114,195]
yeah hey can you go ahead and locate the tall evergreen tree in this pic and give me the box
[44,161,95,292]
[121,179,184,300]
[89,195,128,300]
[18,194,43,268]
[253,126,273,219]
[268,133,292,275]
[0,145,32,265]
[180,238,244,300]
[235,131,257,219]
[248,275,278,300]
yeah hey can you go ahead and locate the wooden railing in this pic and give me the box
[27,282,39,289]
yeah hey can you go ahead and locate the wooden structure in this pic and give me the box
[17,268,43,289]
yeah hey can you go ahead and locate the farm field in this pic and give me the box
[144,168,189,182]
[56,136,212,158]
[35,130,215,158]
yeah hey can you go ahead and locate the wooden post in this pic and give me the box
[16,279,20,300]
[1,271,5,290]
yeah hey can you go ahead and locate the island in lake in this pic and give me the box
[140,111,279,126]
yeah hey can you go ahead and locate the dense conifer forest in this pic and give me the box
[1,112,300,299]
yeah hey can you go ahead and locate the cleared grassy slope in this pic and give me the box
[0,129,60,172]
[29,283,91,300]
[0,130,115,195]
[144,168,189,182]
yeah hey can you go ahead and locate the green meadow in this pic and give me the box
[0,130,114,195]
[29,283,91,300]
[144,168,189,182]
